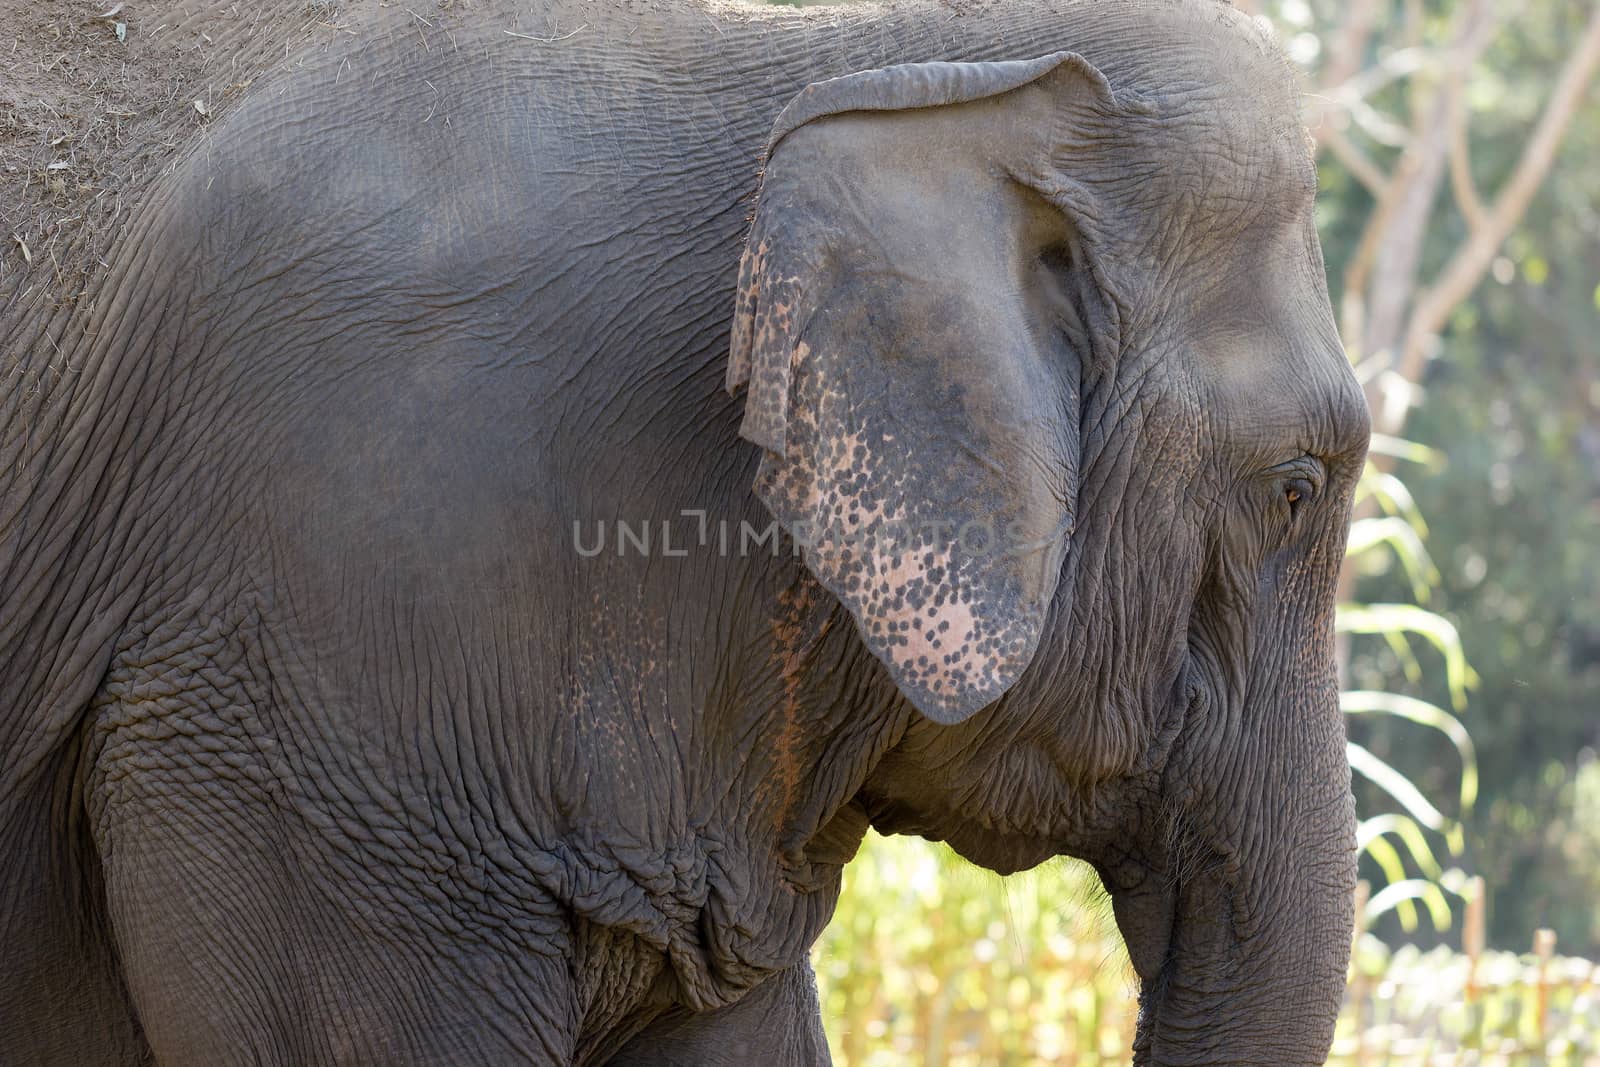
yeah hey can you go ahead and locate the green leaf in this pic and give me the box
[1343,691,1478,814]
[1381,626,1425,683]
[1345,516,1441,603]
[1363,878,1456,932]
[1353,466,1429,538]
[1336,604,1480,710]
[1361,832,1420,930]
[1347,741,1450,831]
[1367,433,1447,470]
[1358,813,1447,879]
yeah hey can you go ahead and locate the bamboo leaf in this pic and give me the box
[1364,879,1456,932]
[1347,741,1450,831]
[1367,433,1447,469]
[1361,832,1421,930]
[1343,691,1478,813]
[1336,604,1480,710]
[1354,467,1431,538]
[1345,516,1441,602]
[1357,813,1447,879]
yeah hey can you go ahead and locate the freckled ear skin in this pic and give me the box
[727,53,1114,724]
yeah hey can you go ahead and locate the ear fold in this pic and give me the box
[727,228,809,456]
[759,51,1116,162]
[728,53,1121,723]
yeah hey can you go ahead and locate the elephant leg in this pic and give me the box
[85,688,585,1066]
[93,774,587,1064]
[0,770,152,1067]
[603,961,831,1067]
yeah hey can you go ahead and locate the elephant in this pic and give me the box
[0,0,1371,1063]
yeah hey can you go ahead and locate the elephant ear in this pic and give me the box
[728,53,1117,723]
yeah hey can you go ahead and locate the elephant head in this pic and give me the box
[729,34,1369,1067]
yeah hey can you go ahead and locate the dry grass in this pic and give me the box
[817,833,1600,1066]
[0,0,376,309]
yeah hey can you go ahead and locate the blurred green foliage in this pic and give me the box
[813,834,1600,1065]
[1336,932,1600,1064]
[812,837,1135,1066]
[1308,0,1600,953]
[1339,463,1480,935]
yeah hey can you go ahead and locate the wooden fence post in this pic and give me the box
[1460,875,1486,1066]
[1351,879,1370,1067]
[1463,877,1485,1003]
[1533,928,1556,1051]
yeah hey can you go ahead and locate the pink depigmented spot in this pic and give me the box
[788,425,1002,702]
[878,547,991,691]
[735,208,1043,719]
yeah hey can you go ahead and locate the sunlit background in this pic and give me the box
[758,0,1600,1062]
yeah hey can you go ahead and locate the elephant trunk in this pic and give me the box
[1117,662,1358,1065]
[1135,807,1356,1064]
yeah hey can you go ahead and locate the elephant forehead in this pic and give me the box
[1108,113,1316,253]
[1175,226,1365,456]
[1078,37,1314,246]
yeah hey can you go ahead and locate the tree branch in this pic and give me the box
[1308,0,1382,156]
[1325,0,1381,90]
[1312,48,1432,153]
[1349,0,1496,430]
[1399,2,1600,387]
[1324,125,1389,197]
[1447,85,1489,234]
[1400,0,1425,51]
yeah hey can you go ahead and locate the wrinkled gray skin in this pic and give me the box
[0,0,1370,1063]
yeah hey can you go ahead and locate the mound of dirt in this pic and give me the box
[0,0,399,311]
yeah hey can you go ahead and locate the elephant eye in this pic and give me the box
[1285,478,1315,515]
[1266,457,1324,526]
